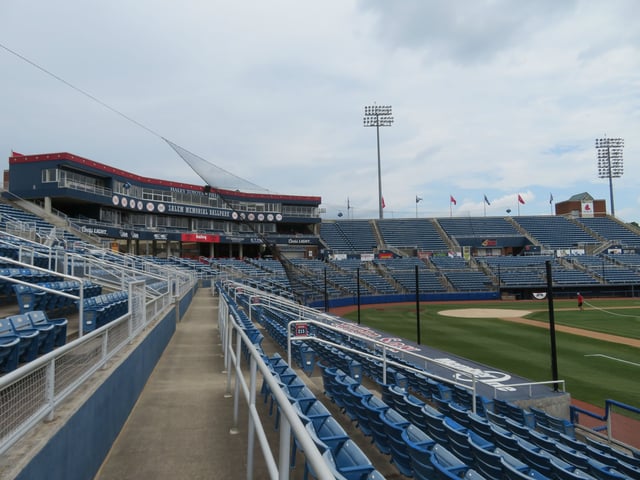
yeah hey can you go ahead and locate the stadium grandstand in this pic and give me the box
[0,151,639,479]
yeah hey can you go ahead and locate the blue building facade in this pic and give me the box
[7,152,322,258]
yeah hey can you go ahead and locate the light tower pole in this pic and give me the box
[364,104,393,219]
[596,137,624,216]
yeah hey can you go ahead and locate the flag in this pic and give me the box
[518,194,525,205]
[484,194,491,206]
[549,193,554,204]
[416,195,423,204]
[450,195,457,205]
[381,196,386,209]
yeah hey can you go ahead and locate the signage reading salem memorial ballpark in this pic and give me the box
[110,194,284,222]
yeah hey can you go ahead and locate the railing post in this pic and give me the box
[472,375,477,415]
[382,347,388,385]
[101,331,109,370]
[287,323,292,367]
[278,417,291,480]
[224,315,233,396]
[231,326,242,434]
[45,359,56,422]
[246,354,257,480]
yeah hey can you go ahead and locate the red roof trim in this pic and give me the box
[9,152,321,203]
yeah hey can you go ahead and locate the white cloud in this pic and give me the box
[1,0,638,221]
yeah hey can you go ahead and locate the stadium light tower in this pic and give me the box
[364,104,393,219]
[596,137,624,216]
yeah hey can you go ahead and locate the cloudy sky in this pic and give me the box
[1,1,639,221]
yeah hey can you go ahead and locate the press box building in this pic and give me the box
[5,152,322,259]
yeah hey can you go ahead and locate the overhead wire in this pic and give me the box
[0,41,164,139]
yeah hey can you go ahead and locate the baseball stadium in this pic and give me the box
[0,150,638,480]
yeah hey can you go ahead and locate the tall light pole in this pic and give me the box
[364,104,393,219]
[596,137,624,217]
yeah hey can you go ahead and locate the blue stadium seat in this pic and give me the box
[430,443,470,480]
[584,436,640,469]
[12,284,46,313]
[489,424,521,458]
[443,416,474,465]
[554,442,590,470]
[586,458,627,480]
[467,411,493,441]
[293,399,331,430]
[449,400,472,428]
[379,408,412,476]
[308,415,349,451]
[526,428,558,454]
[422,403,449,446]
[516,438,553,477]
[9,313,55,355]
[402,423,436,479]
[0,334,20,373]
[549,456,598,480]
[345,383,372,427]
[364,470,386,480]
[501,457,551,480]
[321,440,375,480]
[27,310,68,347]
[361,395,391,454]
[468,432,504,480]
[0,316,39,363]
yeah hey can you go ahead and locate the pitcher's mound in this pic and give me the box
[439,308,531,318]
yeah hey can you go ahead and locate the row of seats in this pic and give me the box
[319,364,486,479]
[331,363,639,480]
[80,291,129,333]
[382,378,640,480]
[0,268,62,297]
[13,281,102,314]
[0,310,68,373]
[262,354,383,480]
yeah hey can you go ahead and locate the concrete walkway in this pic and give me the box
[95,288,263,480]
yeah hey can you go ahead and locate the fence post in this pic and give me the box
[45,359,56,422]
[231,325,242,434]
[246,354,257,478]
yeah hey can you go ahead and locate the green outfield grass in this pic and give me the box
[341,298,640,408]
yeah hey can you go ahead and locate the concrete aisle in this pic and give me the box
[95,288,262,480]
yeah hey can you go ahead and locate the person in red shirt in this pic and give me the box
[577,292,584,311]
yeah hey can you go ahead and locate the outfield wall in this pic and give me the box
[13,293,188,480]
[311,291,500,309]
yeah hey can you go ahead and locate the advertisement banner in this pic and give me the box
[581,201,594,217]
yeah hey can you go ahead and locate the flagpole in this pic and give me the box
[483,200,486,217]
[518,194,520,216]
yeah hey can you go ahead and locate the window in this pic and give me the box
[42,168,58,183]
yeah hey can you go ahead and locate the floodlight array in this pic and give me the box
[595,137,624,179]
[363,105,394,127]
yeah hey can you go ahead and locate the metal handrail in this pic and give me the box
[218,290,334,480]
[571,399,640,450]
[0,280,173,457]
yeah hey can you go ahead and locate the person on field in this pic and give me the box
[577,292,584,311]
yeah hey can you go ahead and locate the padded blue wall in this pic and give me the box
[310,291,500,309]
[15,304,180,480]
